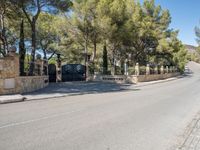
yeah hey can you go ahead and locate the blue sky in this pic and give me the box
[141,0,200,46]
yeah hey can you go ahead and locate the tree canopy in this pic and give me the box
[0,0,187,75]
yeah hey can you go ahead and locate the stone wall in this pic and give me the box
[0,54,49,95]
[136,73,180,83]
[16,76,49,94]
[90,72,180,84]
[0,54,19,95]
[0,55,19,78]
[89,75,127,83]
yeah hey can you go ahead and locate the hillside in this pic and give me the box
[185,44,200,63]
[184,44,198,54]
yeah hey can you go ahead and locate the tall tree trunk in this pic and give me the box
[48,51,55,60]
[112,49,116,75]
[0,12,7,56]
[85,38,88,79]
[103,44,108,74]
[22,2,40,76]
[42,49,48,75]
[28,19,36,76]
[91,34,97,63]
[43,49,47,60]
[92,40,97,62]
[19,19,26,76]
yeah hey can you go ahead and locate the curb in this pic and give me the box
[0,95,26,104]
[24,89,135,102]
[134,75,183,88]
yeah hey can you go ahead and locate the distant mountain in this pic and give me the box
[184,44,198,54]
[185,44,200,63]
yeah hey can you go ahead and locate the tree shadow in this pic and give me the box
[181,69,194,78]
[24,82,140,96]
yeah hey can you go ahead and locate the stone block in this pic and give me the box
[0,79,3,87]
[4,78,15,89]
[0,63,3,71]
[146,64,150,75]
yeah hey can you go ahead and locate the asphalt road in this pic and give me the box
[0,62,200,150]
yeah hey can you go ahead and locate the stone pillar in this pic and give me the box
[146,64,150,75]
[174,66,178,72]
[7,46,19,77]
[56,53,62,82]
[124,59,128,76]
[135,63,140,76]
[166,66,169,73]
[170,66,173,73]
[35,54,42,76]
[42,58,48,75]
[154,65,158,74]
[172,66,175,73]
[8,46,17,57]
[0,46,20,94]
[160,66,164,74]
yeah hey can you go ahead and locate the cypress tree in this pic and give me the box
[19,19,26,76]
[103,45,108,74]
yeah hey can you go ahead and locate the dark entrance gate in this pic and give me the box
[48,64,57,82]
[62,64,86,82]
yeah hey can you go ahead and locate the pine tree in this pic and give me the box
[12,0,72,75]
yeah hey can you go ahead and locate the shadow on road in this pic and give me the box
[24,82,140,97]
[181,69,194,78]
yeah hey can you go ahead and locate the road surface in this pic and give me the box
[0,62,200,150]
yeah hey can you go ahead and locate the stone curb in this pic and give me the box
[0,95,26,104]
[134,75,183,88]
[24,90,130,101]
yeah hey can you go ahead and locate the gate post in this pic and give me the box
[146,64,150,75]
[135,63,140,76]
[154,65,158,74]
[160,66,164,74]
[43,58,48,75]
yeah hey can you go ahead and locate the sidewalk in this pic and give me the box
[24,81,136,101]
[177,112,200,150]
[0,76,182,103]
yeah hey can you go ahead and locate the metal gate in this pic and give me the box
[62,64,86,82]
[48,64,57,82]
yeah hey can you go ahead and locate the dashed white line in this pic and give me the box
[0,109,84,129]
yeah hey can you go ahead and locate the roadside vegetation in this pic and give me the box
[194,24,200,63]
[0,0,188,75]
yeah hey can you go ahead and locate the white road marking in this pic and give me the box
[0,109,84,129]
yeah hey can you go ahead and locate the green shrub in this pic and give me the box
[128,67,135,75]
[115,66,122,75]
[139,66,146,75]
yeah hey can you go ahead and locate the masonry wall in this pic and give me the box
[90,73,180,84]
[136,73,180,82]
[89,75,127,83]
[16,76,49,94]
[0,54,48,95]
